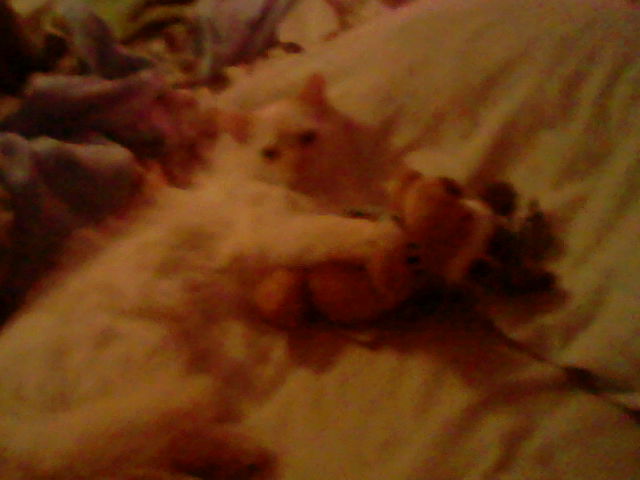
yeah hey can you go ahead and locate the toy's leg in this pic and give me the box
[256,259,416,327]
[253,268,309,328]
[307,262,398,325]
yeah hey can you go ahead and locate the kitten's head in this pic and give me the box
[214,74,361,189]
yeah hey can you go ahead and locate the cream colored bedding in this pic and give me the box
[3,0,638,478]
[212,0,640,477]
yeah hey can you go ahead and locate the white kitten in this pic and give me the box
[0,76,402,479]
[210,74,395,211]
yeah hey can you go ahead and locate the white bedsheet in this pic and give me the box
[212,0,640,477]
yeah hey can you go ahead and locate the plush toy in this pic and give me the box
[472,182,558,295]
[253,169,498,327]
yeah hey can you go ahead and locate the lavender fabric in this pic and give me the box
[0,131,142,315]
[57,0,154,79]
[2,71,166,141]
[0,3,153,313]
[0,0,300,316]
[194,0,299,80]
[0,70,161,228]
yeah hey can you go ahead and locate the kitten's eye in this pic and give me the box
[261,146,281,162]
[297,130,317,146]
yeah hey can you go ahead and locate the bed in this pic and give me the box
[1,0,639,478]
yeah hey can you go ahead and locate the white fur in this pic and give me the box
[210,88,394,211]
[0,92,401,479]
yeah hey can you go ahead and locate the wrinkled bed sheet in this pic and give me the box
[212,0,640,478]
[3,0,640,478]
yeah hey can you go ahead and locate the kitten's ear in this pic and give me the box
[216,109,252,143]
[298,74,328,110]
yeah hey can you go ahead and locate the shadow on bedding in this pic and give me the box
[277,281,569,377]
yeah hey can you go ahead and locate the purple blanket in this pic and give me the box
[0,0,300,318]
